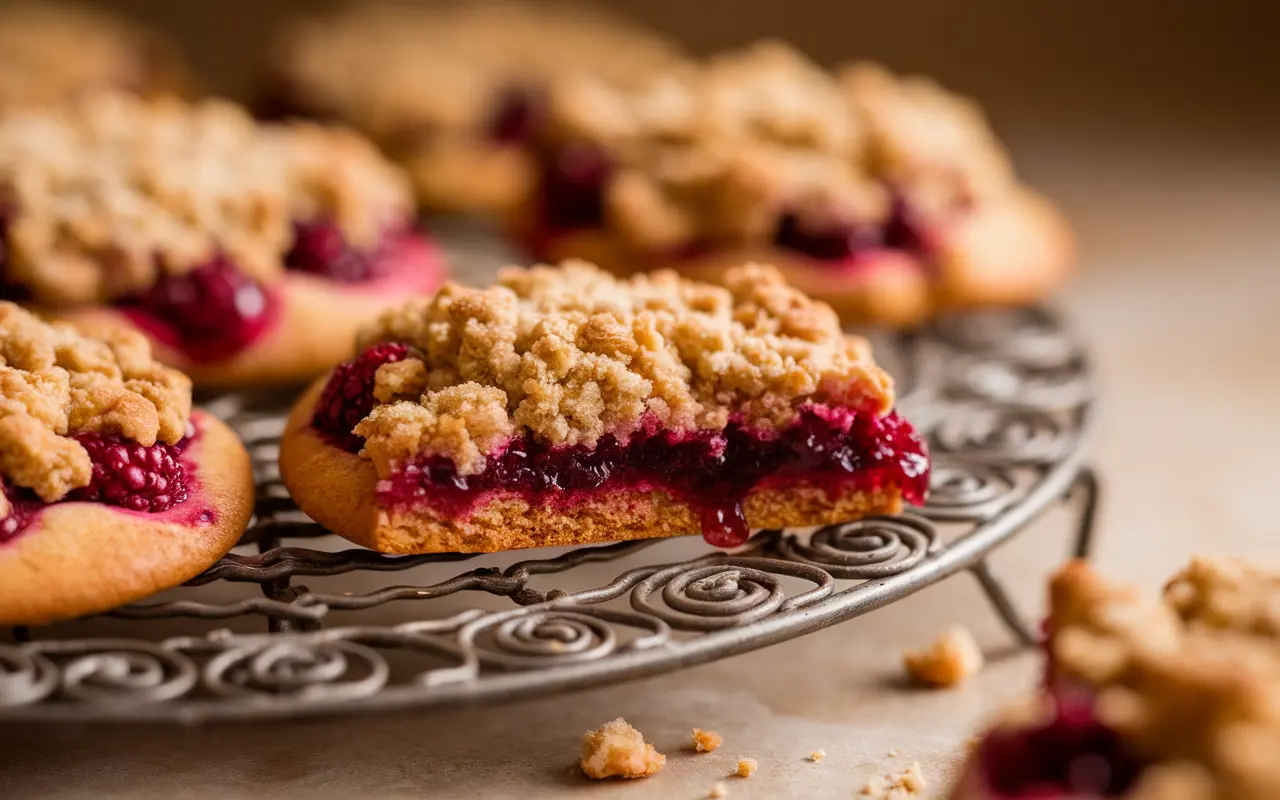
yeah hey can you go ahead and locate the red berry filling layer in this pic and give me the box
[1,430,195,544]
[972,690,1142,799]
[528,143,938,266]
[286,220,419,284]
[375,402,928,548]
[486,85,545,146]
[120,256,279,363]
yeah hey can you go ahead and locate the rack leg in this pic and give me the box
[972,464,1101,648]
[970,560,1040,647]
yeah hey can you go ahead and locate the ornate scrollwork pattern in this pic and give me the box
[0,292,1095,723]
[775,515,937,579]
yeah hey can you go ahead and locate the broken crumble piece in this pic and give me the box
[860,761,927,798]
[691,728,723,753]
[579,718,665,780]
[708,781,729,799]
[734,757,758,777]
[903,626,985,688]
[809,749,826,763]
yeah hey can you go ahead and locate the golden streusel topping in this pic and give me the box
[0,93,413,305]
[0,302,192,505]
[543,41,1015,255]
[273,1,682,141]
[1044,559,1280,800]
[0,1,164,110]
[353,261,893,477]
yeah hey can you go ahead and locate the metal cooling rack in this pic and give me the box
[0,302,1096,723]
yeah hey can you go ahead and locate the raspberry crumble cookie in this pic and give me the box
[279,260,929,554]
[514,42,1072,326]
[0,0,183,111]
[261,1,682,214]
[951,558,1280,800]
[0,93,446,387]
[0,303,253,625]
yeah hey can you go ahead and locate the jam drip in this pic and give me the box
[120,256,277,363]
[376,404,930,547]
[976,690,1142,799]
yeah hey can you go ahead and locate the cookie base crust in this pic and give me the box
[403,138,534,215]
[0,410,254,626]
[513,189,1072,327]
[51,236,447,388]
[280,381,905,554]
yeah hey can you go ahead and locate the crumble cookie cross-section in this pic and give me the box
[950,558,1280,800]
[0,0,184,111]
[279,260,930,554]
[0,303,253,625]
[515,40,1072,327]
[0,92,445,388]
[261,0,683,214]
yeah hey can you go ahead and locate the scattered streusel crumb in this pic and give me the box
[579,718,665,780]
[707,781,729,799]
[887,748,899,757]
[858,761,927,798]
[809,749,825,763]
[691,728,723,753]
[903,626,985,688]
[734,757,757,777]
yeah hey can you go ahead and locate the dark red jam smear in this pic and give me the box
[529,142,935,264]
[119,255,278,363]
[312,342,410,452]
[0,479,38,543]
[286,220,413,284]
[975,690,1142,799]
[376,403,930,547]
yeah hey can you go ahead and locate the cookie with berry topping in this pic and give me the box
[0,0,184,111]
[260,0,683,214]
[0,303,253,625]
[279,260,929,554]
[0,93,446,388]
[951,558,1280,800]
[512,41,1072,327]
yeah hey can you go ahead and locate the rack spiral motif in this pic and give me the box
[0,304,1096,723]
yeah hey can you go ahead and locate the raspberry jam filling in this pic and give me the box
[973,690,1142,799]
[1,431,195,544]
[285,220,412,284]
[486,85,545,146]
[529,144,936,266]
[120,255,279,363]
[312,342,410,453]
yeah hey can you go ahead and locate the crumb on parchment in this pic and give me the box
[579,717,665,780]
[692,727,723,753]
[858,761,927,798]
[903,626,985,688]
[734,757,758,777]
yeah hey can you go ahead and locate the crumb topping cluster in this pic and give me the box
[579,717,665,780]
[543,41,1013,253]
[0,93,412,305]
[0,302,191,509]
[274,1,681,140]
[0,2,163,110]
[353,261,893,477]
[1045,559,1280,800]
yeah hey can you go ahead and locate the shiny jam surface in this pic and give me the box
[975,690,1141,799]
[375,403,930,547]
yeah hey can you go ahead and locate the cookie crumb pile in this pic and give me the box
[734,757,757,777]
[579,718,665,780]
[0,303,191,505]
[903,626,985,688]
[859,761,927,798]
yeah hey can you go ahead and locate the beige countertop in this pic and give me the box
[2,127,1278,799]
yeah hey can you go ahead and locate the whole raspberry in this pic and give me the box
[125,256,274,362]
[285,220,384,284]
[312,343,409,452]
[71,433,189,513]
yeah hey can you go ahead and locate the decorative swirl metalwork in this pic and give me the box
[203,639,389,701]
[921,461,1020,522]
[775,515,937,579]
[944,355,1093,411]
[630,558,834,631]
[0,645,57,707]
[31,641,198,704]
[931,408,1074,466]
